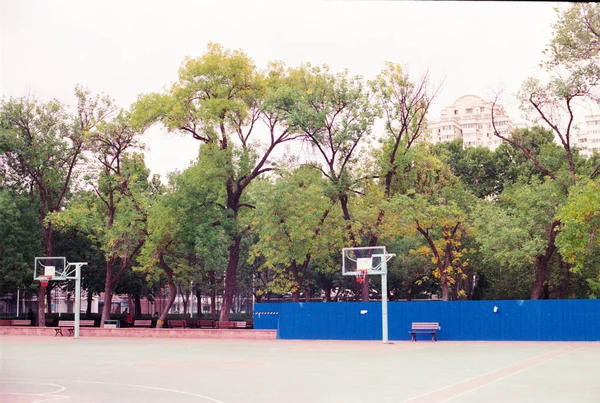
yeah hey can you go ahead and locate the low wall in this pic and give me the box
[0,326,277,339]
[255,300,600,341]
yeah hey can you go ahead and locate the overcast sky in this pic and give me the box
[1,1,561,179]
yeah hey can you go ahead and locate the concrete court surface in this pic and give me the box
[1,336,599,403]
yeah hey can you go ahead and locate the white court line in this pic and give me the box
[128,360,271,369]
[440,346,581,402]
[2,377,224,403]
[0,381,69,403]
[397,346,581,403]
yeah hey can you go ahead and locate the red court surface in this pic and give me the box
[1,336,599,402]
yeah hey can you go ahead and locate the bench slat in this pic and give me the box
[198,320,215,328]
[133,320,152,327]
[167,320,186,328]
[409,322,440,342]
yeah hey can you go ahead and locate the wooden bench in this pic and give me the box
[409,322,440,342]
[11,319,32,326]
[55,320,95,336]
[167,320,186,329]
[0,320,11,326]
[198,320,215,329]
[185,319,199,328]
[133,319,152,328]
[216,321,236,329]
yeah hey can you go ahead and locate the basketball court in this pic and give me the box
[1,336,599,402]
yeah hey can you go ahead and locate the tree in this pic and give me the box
[278,64,378,300]
[475,177,570,300]
[0,88,113,325]
[544,4,600,71]
[556,179,600,295]
[138,146,231,326]
[486,4,600,298]
[435,139,503,199]
[0,188,40,297]
[382,148,476,300]
[249,167,345,302]
[132,44,301,321]
[49,111,148,325]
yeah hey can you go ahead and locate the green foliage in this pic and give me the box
[249,167,346,297]
[544,4,600,70]
[0,189,40,293]
[557,180,600,290]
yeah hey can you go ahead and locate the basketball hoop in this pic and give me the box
[355,269,368,284]
[40,275,52,287]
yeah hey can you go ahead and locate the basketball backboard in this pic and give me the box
[342,246,388,276]
[34,257,67,281]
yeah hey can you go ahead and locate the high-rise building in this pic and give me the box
[577,115,600,158]
[426,95,515,150]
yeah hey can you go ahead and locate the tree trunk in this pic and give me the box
[440,269,449,301]
[361,277,369,302]
[530,222,559,300]
[157,254,177,328]
[209,270,216,317]
[100,261,113,326]
[179,285,189,315]
[36,287,46,326]
[304,270,312,302]
[37,227,54,326]
[195,288,202,317]
[86,290,93,316]
[291,261,302,302]
[220,235,241,321]
[557,258,570,299]
[531,257,548,300]
[134,295,141,317]
[46,285,53,313]
[128,294,134,315]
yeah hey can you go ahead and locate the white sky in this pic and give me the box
[1,0,561,180]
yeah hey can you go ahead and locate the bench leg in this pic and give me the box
[68,328,74,336]
[55,328,62,337]
[432,332,437,342]
[410,332,416,342]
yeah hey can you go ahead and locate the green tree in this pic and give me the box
[138,146,231,326]
[49,111,148,325]
[278,64,378,300]
[544,4,600,71]
[132,44,301,321]
[0,188,40,297]
[0,88,113,325]
[556,179,600,295]
[249,167,345,302]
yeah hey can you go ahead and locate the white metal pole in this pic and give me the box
[16,289,20,317]
[382,271,388,344]
[74,265,81,338]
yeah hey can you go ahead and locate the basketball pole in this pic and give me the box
[74,264,81,338]
[381,265,389,344]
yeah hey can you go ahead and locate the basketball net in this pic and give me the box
[40,275,52,287]
[355,269,368,284]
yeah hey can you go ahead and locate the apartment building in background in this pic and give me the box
[577,115,600,158]
[426,95,516,150]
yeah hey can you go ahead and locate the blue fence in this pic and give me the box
[254,300,600,341]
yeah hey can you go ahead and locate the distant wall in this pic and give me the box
[254,300,600,341]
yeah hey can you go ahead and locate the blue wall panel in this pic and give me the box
[253,303,280,330]
[255,300,600,341]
